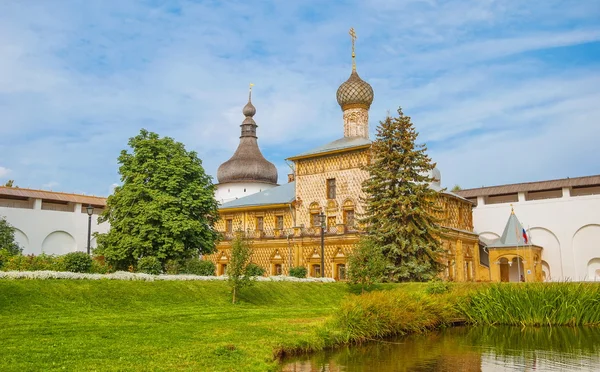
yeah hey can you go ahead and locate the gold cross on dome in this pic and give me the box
[349,28,357,70]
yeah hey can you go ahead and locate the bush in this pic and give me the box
[183,258,215,276]
[164,259,182,275]
[246,263,265,277]
[63,252,93,273]
[90,256,112,274]
[1,253,65,272]
[425,279,451,294]
[137,256,162,275]
[330,289,460,344]
[289,266,307,278]
[0,249,12,269]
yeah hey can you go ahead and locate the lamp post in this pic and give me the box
[318,212,326,278]
[86,204,94,255]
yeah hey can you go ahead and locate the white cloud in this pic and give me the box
[0,166,10,178]
[0,0,598,194]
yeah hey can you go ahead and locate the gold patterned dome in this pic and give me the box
[336,27,374,111]
[336,70,374,110]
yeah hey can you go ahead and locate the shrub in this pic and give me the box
[1,253,65,272]
[0,217,22,256]
[0,249,12,269]
[63,252,93,273]
[329,289,460,344]
[90,257,112,274]
[182,258,215,276]
[347,238,387,291]
[137,256,162,275]
[425,279,451,294]
[1,254,31,271]
[289,266,307,278]
[246,263,265,277]
[164,259,182,275]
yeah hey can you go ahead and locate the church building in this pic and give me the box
[206,31,484,282]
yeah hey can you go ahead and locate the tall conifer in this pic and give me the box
[361,108,445,281]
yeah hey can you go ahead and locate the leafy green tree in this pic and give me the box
[361,108,445,282]
[347,238,387,292]
[228,232,253,304]
[3,180,15,187]
[451,184,462,192]
[0,216,21,256]
[96,129,220,270]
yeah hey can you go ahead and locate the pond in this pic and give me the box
[282,326,600,371]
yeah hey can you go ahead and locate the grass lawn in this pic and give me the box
[0,280,405,371]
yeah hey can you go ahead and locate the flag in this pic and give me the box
[522,228,529,244]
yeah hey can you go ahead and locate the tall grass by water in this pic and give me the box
[275,284,469,358]
[461,282,600,326]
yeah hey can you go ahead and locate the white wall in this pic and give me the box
[1,201,109,255]
[215,182,277,204]
[472,191,600,281]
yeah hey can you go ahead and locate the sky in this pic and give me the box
[1,0,599,196]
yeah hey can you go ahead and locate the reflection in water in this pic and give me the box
[282,326,600,371]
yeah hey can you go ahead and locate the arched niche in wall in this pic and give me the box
[42,231,77,255]
[541,260,551,282]
[529,227,562,279]
[12,228,30,254]
[572,224,600,280]
[587,258,600,281]
[479,231,500,242]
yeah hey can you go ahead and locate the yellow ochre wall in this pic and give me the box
[206,146,490,282]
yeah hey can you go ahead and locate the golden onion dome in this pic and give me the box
[336,70,374,111]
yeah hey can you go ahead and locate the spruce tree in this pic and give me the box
[361,108,445,281]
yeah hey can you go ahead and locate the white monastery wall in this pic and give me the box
[471,189,600,281]
[0,201,109,255]
[215,182,277,204]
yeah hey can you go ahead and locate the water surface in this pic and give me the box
[282,326,600,371]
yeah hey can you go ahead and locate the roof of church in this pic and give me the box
[217,91,278,185]
[220,181,295,210]
[0,186,107,206]
[287,136,371,160]
[455,174,600,198]
[486,211,531,248]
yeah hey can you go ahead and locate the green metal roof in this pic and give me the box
[219,181,295,209]
[487,212,529,248]
[288,137,371,159]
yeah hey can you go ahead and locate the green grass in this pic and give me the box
[460,282,600,326]
[0,280,408,371]
[3,280,599,371]
[0,280,358,371]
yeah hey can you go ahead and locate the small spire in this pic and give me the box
[510,204,515,214]
[243,84,256,118]
[349,27,357,71]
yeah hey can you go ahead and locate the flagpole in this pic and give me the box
[512,204,522,283]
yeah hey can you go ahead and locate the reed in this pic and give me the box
[275,286,465,359]
[460,282,600,326]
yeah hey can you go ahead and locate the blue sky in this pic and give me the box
[1,0,599,196]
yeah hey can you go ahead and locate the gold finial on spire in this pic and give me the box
[510,204,515,214]
[349,27,357,71]
[248,83,254,100]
